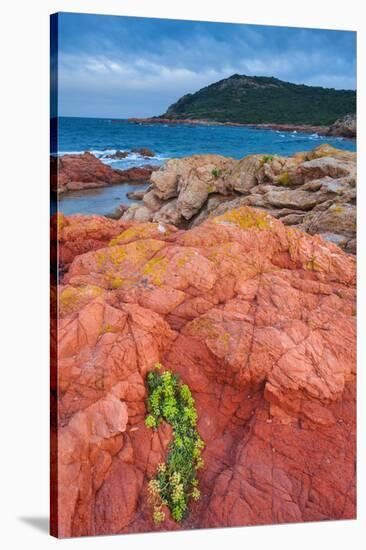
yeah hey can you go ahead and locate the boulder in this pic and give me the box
[264,188,332,211]
[120,203,153,223]
[152,198,182,225]
[122,144,356,252]
[132,147,155,157]
[53,207,356,536]
[151,155,232,207]
[127,189,146,201]
[301,202,356,251]
[327,114,356,138]
[105,150,129,159]
[300,157,355,182]
[108,204,129,220]
[117,165,157,184]
[225,154,263,193]
[143,189,166,212]
[53,152,128,193]
[54,152,157,193]
[307,143,356,162]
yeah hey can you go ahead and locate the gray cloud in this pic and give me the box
[56,13,356,117]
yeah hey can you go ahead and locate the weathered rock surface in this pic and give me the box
[327,114,356,138]
[53,152,157,193]
[122,145,356,252]
[53,213,131,267]
[53,207,356,537]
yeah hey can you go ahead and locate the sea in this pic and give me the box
[56,116,356,217]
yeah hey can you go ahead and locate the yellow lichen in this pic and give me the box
[305,253,321,272]
[100,323,121,335]
[110,275,125,289]
[218,332,230,350]
[98,239,165,271]
[310,144,338,159]
[213,208,271,230]
[185,317,220,339]
[109,223,168,246]
[56,213,67,233]
[59,285,102,315]
[277,171,291,186]
[142,256,169,286]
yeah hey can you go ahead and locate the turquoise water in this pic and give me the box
[57,116,356,216]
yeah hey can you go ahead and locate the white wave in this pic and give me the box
[57,149,116,157]
[57,150,85,156]
[57,148,169,167]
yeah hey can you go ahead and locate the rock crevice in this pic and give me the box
[52,207,356,536]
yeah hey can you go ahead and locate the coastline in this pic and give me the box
[127,117,337,137]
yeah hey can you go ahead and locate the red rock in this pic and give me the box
[52,206,356,537]
[131,147,155,157]
[51,213,132,267]
[53,152,125,192]
[118,165,158,183]
[52,152,157,193]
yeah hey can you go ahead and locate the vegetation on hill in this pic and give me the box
[162,74,356,125]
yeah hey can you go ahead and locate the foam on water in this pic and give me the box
[58,148,170,169]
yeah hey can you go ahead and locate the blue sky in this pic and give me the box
[55,12,356,118]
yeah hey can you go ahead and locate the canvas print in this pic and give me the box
[50,12,356,538]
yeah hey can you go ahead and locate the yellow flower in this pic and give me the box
[157,462,166,474]
[153,508,165,523]
[148,479,161,496]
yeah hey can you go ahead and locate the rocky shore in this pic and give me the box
[52,152,157,194]
[52,206,356,536]
[327,114,356,138]
[128,116,329,135]
[120,144,356,254]
[128,114,356,138]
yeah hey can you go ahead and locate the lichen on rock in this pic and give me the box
[121,144,356,252]
[53,205,356,536]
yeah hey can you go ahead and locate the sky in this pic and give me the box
[55,12,356,118]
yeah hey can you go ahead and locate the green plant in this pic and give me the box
[145,364,204,523]
[261,155,274,165]
[211,168,222,178]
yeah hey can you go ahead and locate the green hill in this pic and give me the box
[162,74,356,125]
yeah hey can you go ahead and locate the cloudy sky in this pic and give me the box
[55,12,356,118]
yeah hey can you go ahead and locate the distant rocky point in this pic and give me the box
[327,114,356,138]
[128,115,356,139]
[161,74,356,127]
[129,74,356,136]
